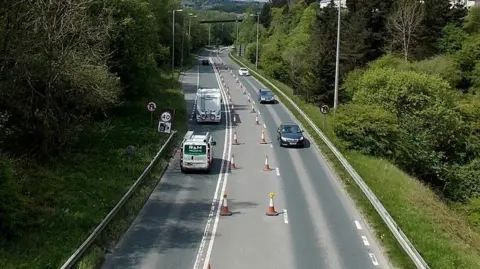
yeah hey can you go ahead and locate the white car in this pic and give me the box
[238,68,249,76]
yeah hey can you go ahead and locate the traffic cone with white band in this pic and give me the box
[230,154,236,169]
[229,94,232,102]
[251,102,255,113]
[260,129,267,144]
[231,103,234,110]
[247,95,251,103]
[266,192,279,216]
[233,132,239,145]
[220,194,233,216]
[264,155,271,171]
[255,114,260,125]
[243,87,246,95]
[233,114,237,124]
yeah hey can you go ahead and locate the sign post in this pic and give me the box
[125,145,135,176]
[147,102,157,125]
[320,105,329,130]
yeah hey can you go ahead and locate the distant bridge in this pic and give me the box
[199,18,245,24]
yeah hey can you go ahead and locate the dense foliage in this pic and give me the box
[237,1,480,204]
[0,0,238,240]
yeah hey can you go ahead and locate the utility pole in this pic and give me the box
[333,0,341,110]
[208,24,211,46]
[172,9,183,74]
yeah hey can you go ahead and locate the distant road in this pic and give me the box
[100,48,392,269]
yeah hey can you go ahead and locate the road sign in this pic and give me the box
[320,105,329,114]
[160,111,172,122]
[125,145,135,156]
[147,102,156,112]
[158,121,172,134]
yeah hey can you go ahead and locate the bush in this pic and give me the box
[410,55,463,88]
[333,104,400,157]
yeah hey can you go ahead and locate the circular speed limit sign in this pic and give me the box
[160,111,172,122]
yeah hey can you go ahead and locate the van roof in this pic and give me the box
[183,131,210,143]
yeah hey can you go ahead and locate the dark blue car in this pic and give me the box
[257,88,276,104]
[276,122,305,147]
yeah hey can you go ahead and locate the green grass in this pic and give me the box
[230,53,480,269]
[0,71,188,269]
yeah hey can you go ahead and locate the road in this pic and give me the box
[101,48,392,269]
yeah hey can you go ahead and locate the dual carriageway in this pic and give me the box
[100,48,392,269]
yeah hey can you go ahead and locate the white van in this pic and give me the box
[180,131,217,173]
[196,88,222,123]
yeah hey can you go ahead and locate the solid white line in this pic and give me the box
[192,55,232,269]
[283,209,289,224]
[369,253,379,266]
[198,55,233,269]
[354,220,362,230]
[361,236,370,246]
[275,167,280,176]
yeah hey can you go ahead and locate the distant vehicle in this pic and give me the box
[258,89,275,104]
[196,88,222,123]
[180,131,217,173]
[277,122,305,147]
[201,59,209,65]
[238,67,249,76]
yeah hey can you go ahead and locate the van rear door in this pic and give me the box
[183,143,207,167]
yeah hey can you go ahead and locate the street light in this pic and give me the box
[333,0,341,110]
[172,8,183,74]
[188,13,197,36]
[250,13,260,70]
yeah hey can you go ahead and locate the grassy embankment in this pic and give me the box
[230,53,480,269]
[0,70,189,269]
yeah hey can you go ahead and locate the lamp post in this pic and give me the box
[188,13,196,36]
[333,0,341,110]
[250,13,260,70]
[172,8,183,74]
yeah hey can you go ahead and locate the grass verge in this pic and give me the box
[230,52,480,269]
[0,71,188,269]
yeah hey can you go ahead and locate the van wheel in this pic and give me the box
[181,166,185,173]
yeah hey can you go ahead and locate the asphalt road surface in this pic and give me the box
[101,48,392,269]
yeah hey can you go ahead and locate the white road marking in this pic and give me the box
[369,253,379,266]
[354,220,362,230]
[193,55,232,269]
[361,236,370,246]
[283,209,289,224]
[275,167,280,176]
[263,123,266,129]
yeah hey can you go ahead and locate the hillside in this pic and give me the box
[235,0,480,268]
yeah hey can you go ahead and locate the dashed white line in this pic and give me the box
[263,123,266,129]
[369,253,379,266]
[275,167,280,176]
[361,236,370,246]
[354,220,362,230]
[283,209,289,224]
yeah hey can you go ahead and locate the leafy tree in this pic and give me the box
[333,104,401,157]
[464,6,480,34]
[438,23,468,54]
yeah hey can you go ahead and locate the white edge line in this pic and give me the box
[369,253,379,266]
[354,220,362,230]
[199,55,233,269]
[361,236,370,246]
[283,209,289,224]
[275,167,280,176]
[192,55,232,269]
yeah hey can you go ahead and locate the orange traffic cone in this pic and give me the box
[264,155,271,170]
[232,115,237,124]
[220,194,233,216]
[236,78,239,83]
[231,103,234,110]
[251,102,255,113]
[243,87,246,95]
[232,132,239,145]
[247,95,251,103]
[266,192,279,216]
[230,154,236,169]
[208,265,212,269]
[255,114,260,125]
[260,129,267,144]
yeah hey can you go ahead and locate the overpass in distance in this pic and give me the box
[198,18,245,24]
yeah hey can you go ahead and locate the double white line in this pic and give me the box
[192,53,233,269]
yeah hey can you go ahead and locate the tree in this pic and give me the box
[387,0,424,61]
